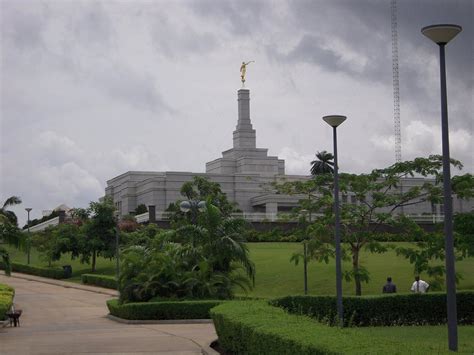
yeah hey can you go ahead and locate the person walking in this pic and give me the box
[382,277,397,293]
[411,276,430,293]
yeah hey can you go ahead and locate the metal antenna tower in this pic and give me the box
[391,0,402,162]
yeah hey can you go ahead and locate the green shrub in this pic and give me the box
[271,291,474,326]
[107,299,222,320]
[0,283,14,321]
[82,274,117,289]
[211,300,412,354]
[0,262,66,279]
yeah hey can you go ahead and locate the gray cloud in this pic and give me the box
[1,0,472,227]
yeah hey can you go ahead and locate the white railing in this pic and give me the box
[27,216,60,232]
[23,212,445,231]
[135,211,444,224]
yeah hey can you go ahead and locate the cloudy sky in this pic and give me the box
[1,0,472,225]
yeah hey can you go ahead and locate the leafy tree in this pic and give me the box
[310,151,334,176]
[1,196,21,226]
[82,198,116,272]
[134,204,148,215]
[168,176,238,226]
[394,217,471,290]
[452,173,474,199]
[33,223,84,267]
[274,155,463,296]
[454,212,474,258]
[271,177,335,294]
[334,155,462,295]
[121,224,160,248]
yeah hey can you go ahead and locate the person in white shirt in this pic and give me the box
[411,276,430,293]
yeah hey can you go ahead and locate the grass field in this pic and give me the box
[244,242,474,298]
[3,242,474,297]
[353,325,474,354]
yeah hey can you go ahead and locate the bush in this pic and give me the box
[0,284,14,321]
[0,262,66,279]
[271,291,474,326]
[107,299,222,320]
[211,300,415,354]
[82,274,117,289]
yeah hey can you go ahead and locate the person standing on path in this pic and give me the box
[411,276,430,293]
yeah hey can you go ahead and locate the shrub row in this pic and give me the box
[210,300,427,354]
[82,274,117,290]
[0,262,66,279]
[0,284,15,321]
[107,299,223,320]
[271,291,474,326]
[244,229,427,243]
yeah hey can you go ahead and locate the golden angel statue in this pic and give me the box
[240,61,254,86]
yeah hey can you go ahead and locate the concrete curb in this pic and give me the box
[7,273,118,297]
[0,319,9,328]
[106,314,213,325]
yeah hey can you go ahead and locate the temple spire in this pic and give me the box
[233,88,256,149]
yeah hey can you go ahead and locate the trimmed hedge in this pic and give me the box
[0,284,14,321]
[271,291,474,326]
[107,299,223,320]
[210,300,429,355]
[82,274,117,290]
[0,262,66,279]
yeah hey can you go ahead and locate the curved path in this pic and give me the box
[0,274,217,355]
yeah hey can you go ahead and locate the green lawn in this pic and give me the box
[4,242,474,297]
[3,246,116,282]
[241,242,474,298]
[353,325,474,354]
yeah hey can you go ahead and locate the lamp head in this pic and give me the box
[322,115,347,128]
[197,201,207,212]
[180,200,191,213]
[25,208,32,212]
[421,24,462,45]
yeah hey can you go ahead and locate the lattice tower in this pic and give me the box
[391,0,402,162]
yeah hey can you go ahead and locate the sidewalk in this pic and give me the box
[0,274,218,354]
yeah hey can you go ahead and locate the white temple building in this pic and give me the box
[104,87,472,224]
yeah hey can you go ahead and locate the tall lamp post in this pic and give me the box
[422,23,462,352]
[322,115,346,327]
[25,208,32,265]
[300,209,309,295]
[114,211,120,283]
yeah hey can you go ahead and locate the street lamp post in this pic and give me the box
[115,212,120,283]
[300,209,309,295]
[25,208,32,265]
[422,23,462,352]
[323,115,346,327]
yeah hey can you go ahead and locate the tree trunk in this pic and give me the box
[352,250,362,296]
[92,250,96,273]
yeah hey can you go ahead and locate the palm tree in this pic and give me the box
[310,151,334,176]
[0,247,11,276]
[1,196,22,226]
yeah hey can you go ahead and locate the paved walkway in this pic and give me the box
[0,274,218,355]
